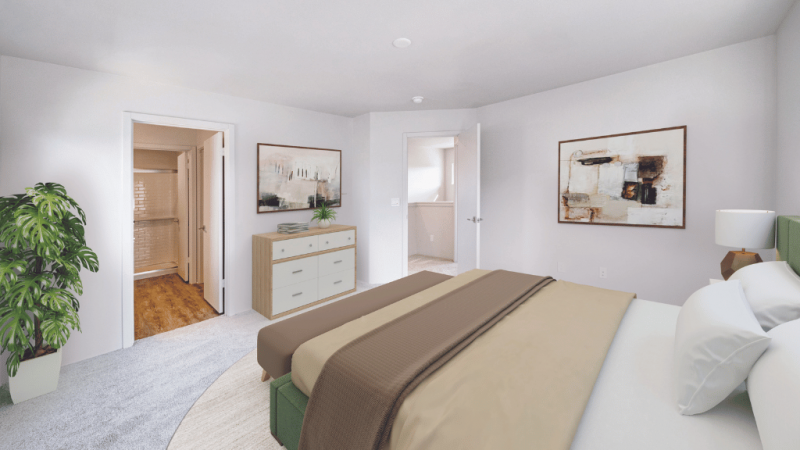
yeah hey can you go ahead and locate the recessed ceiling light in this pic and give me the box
[393,38,412,48]
[412,96,424,104]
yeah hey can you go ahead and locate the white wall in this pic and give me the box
[477,37,778,306]
[408,144,446,203]
[367,109,477,283]
[777,1,800,215]
[0,55,356,385]
[409,203,455,260]
[351,114,372,282]
[135,123,198,147]
[444,148,455,202]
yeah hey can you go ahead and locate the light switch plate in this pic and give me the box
[391,198,400,207]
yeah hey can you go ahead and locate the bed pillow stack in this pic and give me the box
[674,261,800,449]
[672,280,771,415]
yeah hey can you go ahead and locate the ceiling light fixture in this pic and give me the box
[411,96,424,104]
[393,38,412,48]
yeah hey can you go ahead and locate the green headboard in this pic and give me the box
[777,216,800,275]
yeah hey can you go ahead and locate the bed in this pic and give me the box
[265,215,800,450]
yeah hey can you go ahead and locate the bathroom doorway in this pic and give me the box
[405,135,458,276]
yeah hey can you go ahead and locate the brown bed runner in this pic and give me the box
[298,270,554,450]
[257,270,452,378]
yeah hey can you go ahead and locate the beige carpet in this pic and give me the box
[168,350,285,450]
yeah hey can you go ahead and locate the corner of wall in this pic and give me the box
[352,113,372,282]
[776,0,800,215]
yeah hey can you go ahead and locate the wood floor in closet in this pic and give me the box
[134,274,219,340]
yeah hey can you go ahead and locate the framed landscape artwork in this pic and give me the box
[558,126,686,228]
[257,143,342,213]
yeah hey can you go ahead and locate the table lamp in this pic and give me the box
[715,210,776,280]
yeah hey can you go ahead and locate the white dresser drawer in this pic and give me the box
[273,235,318,260]
[272,279,318,315]
[318,248,355,277]
[318,269,355,300]
[272,255,318,289]
[318,230,355,252]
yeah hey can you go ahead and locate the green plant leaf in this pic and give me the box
[61,212,86,245]
[26,183,71,221]
[6,273,50,309]
[0,258,26,291]
[40,309,80,350]
[39,288,78,313]
[15,204,64,258]
[72,246,99,272]
[5,353,21,378]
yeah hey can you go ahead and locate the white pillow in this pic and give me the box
[730,261,800,331]
[747,319,800,450]
[673,280,771,415]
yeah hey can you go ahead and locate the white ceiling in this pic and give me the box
[0,0,795,117]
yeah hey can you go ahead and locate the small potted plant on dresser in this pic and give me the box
[311,203,337,229]
[0,183,99,403]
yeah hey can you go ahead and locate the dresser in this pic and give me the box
[252,225,357,319]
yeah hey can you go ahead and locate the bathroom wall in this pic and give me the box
[408,202,455,260]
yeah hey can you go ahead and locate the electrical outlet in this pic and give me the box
[430,235,434,242]
[599,267,608,279]
[558,262,567,273]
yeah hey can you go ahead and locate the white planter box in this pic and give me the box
[9,348,62,404]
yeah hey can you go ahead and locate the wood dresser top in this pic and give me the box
[254,224,356,241]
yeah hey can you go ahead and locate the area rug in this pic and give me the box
[168,350,285,450]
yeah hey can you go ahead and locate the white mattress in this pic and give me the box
[572,299,762,449]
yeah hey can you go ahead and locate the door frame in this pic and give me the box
[122,112,236,348]
[401,130,461,277]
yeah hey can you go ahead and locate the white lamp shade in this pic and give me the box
[715,210,776,249]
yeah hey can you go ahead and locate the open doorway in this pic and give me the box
[130,123,226,340]
[403,124,481,278]
[406,136,458,276]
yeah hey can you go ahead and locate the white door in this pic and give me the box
[177,152,189,281]
[456,123,481,274]
[203,132,223,313]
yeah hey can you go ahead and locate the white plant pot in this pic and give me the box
[9,348,62,404]
[318,219,331,229]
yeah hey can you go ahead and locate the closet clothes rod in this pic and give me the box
[133,168,178,174]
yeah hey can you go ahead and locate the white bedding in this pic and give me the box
[572,299,762,449]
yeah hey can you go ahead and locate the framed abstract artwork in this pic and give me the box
[558,126,686,228]
[257,143,342,213]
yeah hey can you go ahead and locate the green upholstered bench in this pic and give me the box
[271,373,308,450]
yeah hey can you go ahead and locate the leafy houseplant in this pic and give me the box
[311,203,337,229]
[0,183,98,401]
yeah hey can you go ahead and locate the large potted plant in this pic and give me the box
[0,183,98,403]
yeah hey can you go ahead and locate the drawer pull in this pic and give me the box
[309,244,312,247]
[325,241,329,244]
[334,260,342,264]
[292,269,303,274]
[333,280,342,285]
[348,237,351,240]
[281,249,285,252]
[292,292,303,297]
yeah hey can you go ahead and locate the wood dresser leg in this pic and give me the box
[261,369,269,382]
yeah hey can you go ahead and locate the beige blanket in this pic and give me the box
[294,272,634,450]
